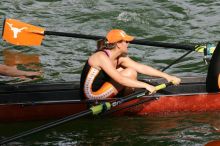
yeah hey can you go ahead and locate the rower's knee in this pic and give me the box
[120,68,137,79]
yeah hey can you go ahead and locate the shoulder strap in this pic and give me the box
[102,49,110,57]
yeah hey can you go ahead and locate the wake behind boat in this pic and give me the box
[0,76,218,122]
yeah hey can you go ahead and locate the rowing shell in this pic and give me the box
[0,76,219,122]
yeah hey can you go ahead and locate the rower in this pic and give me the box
[0,64,41,78]
[80,29,181,100]
[0,49,42,79]
[206,42,220,92]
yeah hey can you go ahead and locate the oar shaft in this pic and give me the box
[45,31,104,40]
[131,39,195,50]
[0,102,110,145]
[3,18,210,51]
[112,82,172,107]
[114,89,146,106]
[44,31,195,50]
[103,82,173,115]
[0,83,171,145]
[161,50,193,72]
[0,110,92,145]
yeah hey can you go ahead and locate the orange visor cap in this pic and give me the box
[106,29,134,43]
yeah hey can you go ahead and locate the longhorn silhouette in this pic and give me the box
[7,22,27,38]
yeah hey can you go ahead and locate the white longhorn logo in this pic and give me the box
[6,22,27,38]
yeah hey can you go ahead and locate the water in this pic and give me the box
[0,0,220,145]
[1,113,220,146]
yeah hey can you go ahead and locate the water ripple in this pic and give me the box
[0,0,219,81]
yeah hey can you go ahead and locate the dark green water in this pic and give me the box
[1,113,220,146]
[1,0,220,145]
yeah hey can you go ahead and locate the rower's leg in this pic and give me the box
[110,67,137,96]
[121,68,137,95]
[119,67,137,80]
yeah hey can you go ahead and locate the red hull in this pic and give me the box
[1,93,220,122]
[0,103,87,122]
[140,93,220,114]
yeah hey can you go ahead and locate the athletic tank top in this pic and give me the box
[206,42,220,92]
[80,50,118,99]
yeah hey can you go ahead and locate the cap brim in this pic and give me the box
[123,35,134,42]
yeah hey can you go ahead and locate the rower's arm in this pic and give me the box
[0,64,41,77]
[120,57,168,77]
[121,57,181,84]
[98,54,152,89]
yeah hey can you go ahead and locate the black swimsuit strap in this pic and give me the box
[101,50,120,68]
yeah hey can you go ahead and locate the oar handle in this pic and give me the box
[89,82,172,115]
[111,82,173,108]
[155,82,173,91]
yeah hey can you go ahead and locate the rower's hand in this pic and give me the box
[144,84,157,95]
[166,76,181,85]
[25,71,42,78]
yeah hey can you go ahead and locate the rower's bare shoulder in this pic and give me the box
[88,52,108,67]
[118,55,131,62]
[89,52,108,61]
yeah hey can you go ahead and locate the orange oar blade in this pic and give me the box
[2,18,45,46]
